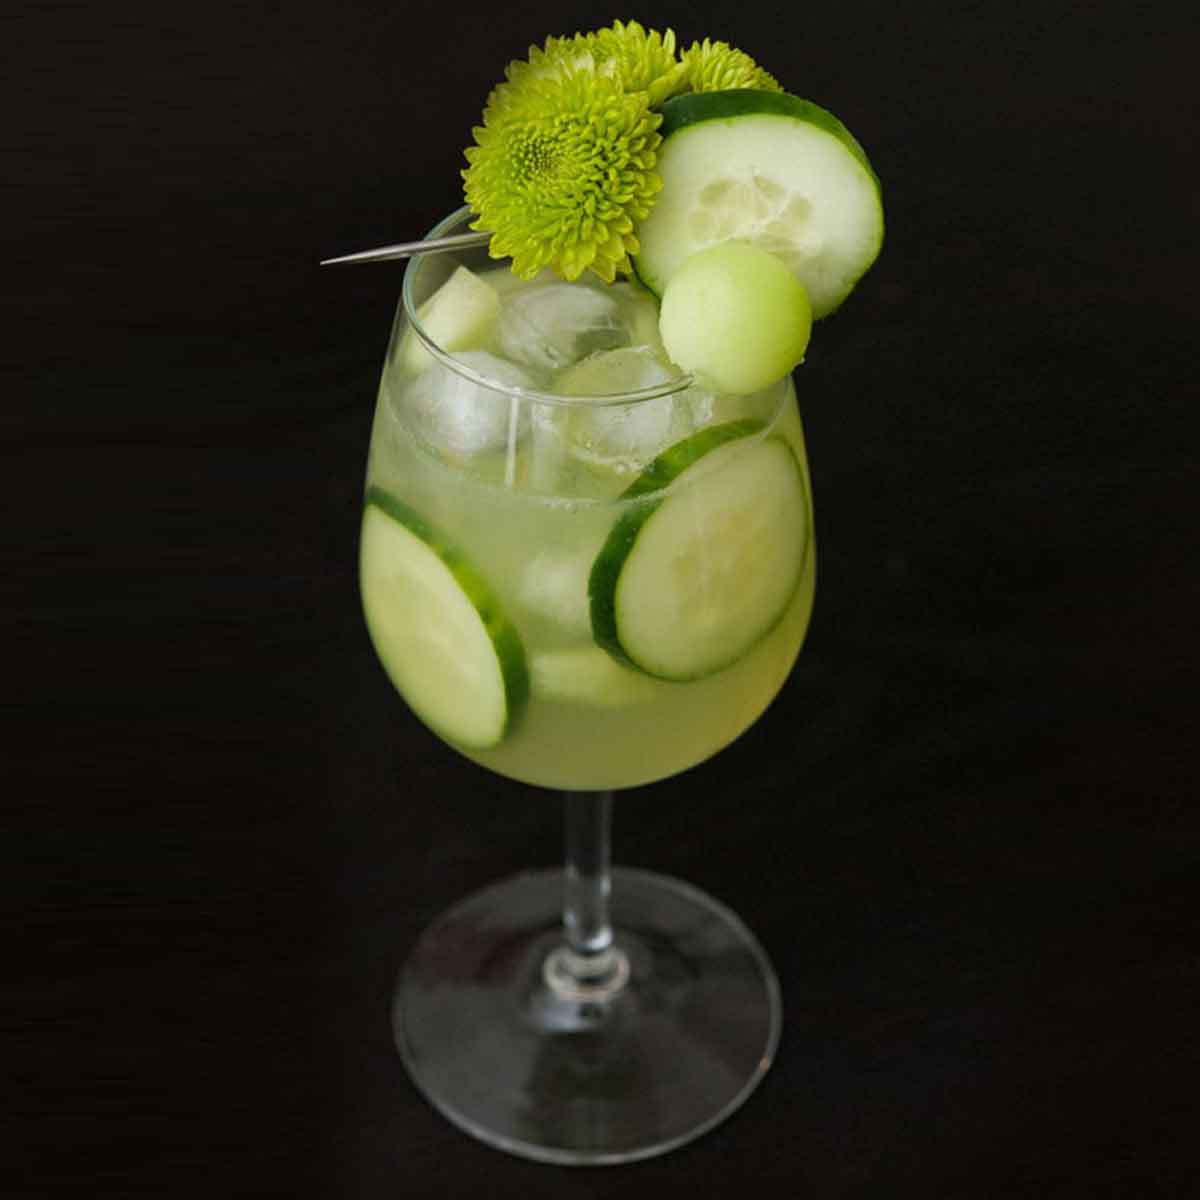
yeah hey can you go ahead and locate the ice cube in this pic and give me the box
[497,283,633,371]
[607,281,666,352]
[405,350,532,457]
[517,546,596,641]
[673,384,716,440]
[538,347,699,474]
[556,345,680,398]
[556,394,678,474]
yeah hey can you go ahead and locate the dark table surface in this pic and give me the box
[15,1,1198,1196]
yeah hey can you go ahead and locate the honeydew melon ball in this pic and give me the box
[658,242,812,395]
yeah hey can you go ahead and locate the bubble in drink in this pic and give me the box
[406,350,532,456]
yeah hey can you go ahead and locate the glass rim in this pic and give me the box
[400,206,696,409]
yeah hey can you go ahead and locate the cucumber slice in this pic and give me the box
[360,488,528,748]
[633,90,883,318]
[589,420,808,680]
[399,265,500,375]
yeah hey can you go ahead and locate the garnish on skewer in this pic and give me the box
[680,38,782,93]
[462,21,777,282]
[462,60,663,282]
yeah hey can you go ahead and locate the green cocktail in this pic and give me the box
[339,20,882,1164]
[361,220,816,790]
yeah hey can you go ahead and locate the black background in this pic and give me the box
[14,1,1198,1196]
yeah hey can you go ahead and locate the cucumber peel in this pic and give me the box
[589,419,809,680]
[361,487,528,748]
[634,89,883,318]
[658,90,879,182]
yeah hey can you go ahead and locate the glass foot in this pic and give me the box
[394,867,781,1165]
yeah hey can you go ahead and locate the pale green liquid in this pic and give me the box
[361,279,816,791]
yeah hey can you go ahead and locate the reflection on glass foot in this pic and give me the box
[394,867,781,1165]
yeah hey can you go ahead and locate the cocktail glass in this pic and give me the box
[360,207,816,1163]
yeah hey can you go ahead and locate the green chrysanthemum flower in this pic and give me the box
[586,20,690,105]
[462,25,781,280]
[682,38,782,93]
[463,61,663,282]
[509,22,689,108]
[508,32,595,84]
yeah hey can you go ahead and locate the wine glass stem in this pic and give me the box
[564,790,614,955]
[545,791,629,998]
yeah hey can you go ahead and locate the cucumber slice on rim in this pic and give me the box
[360,487,528,748]
[589,420,809,680]
[633,90,883,318]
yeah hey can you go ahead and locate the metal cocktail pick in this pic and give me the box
[320,230,491,266]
